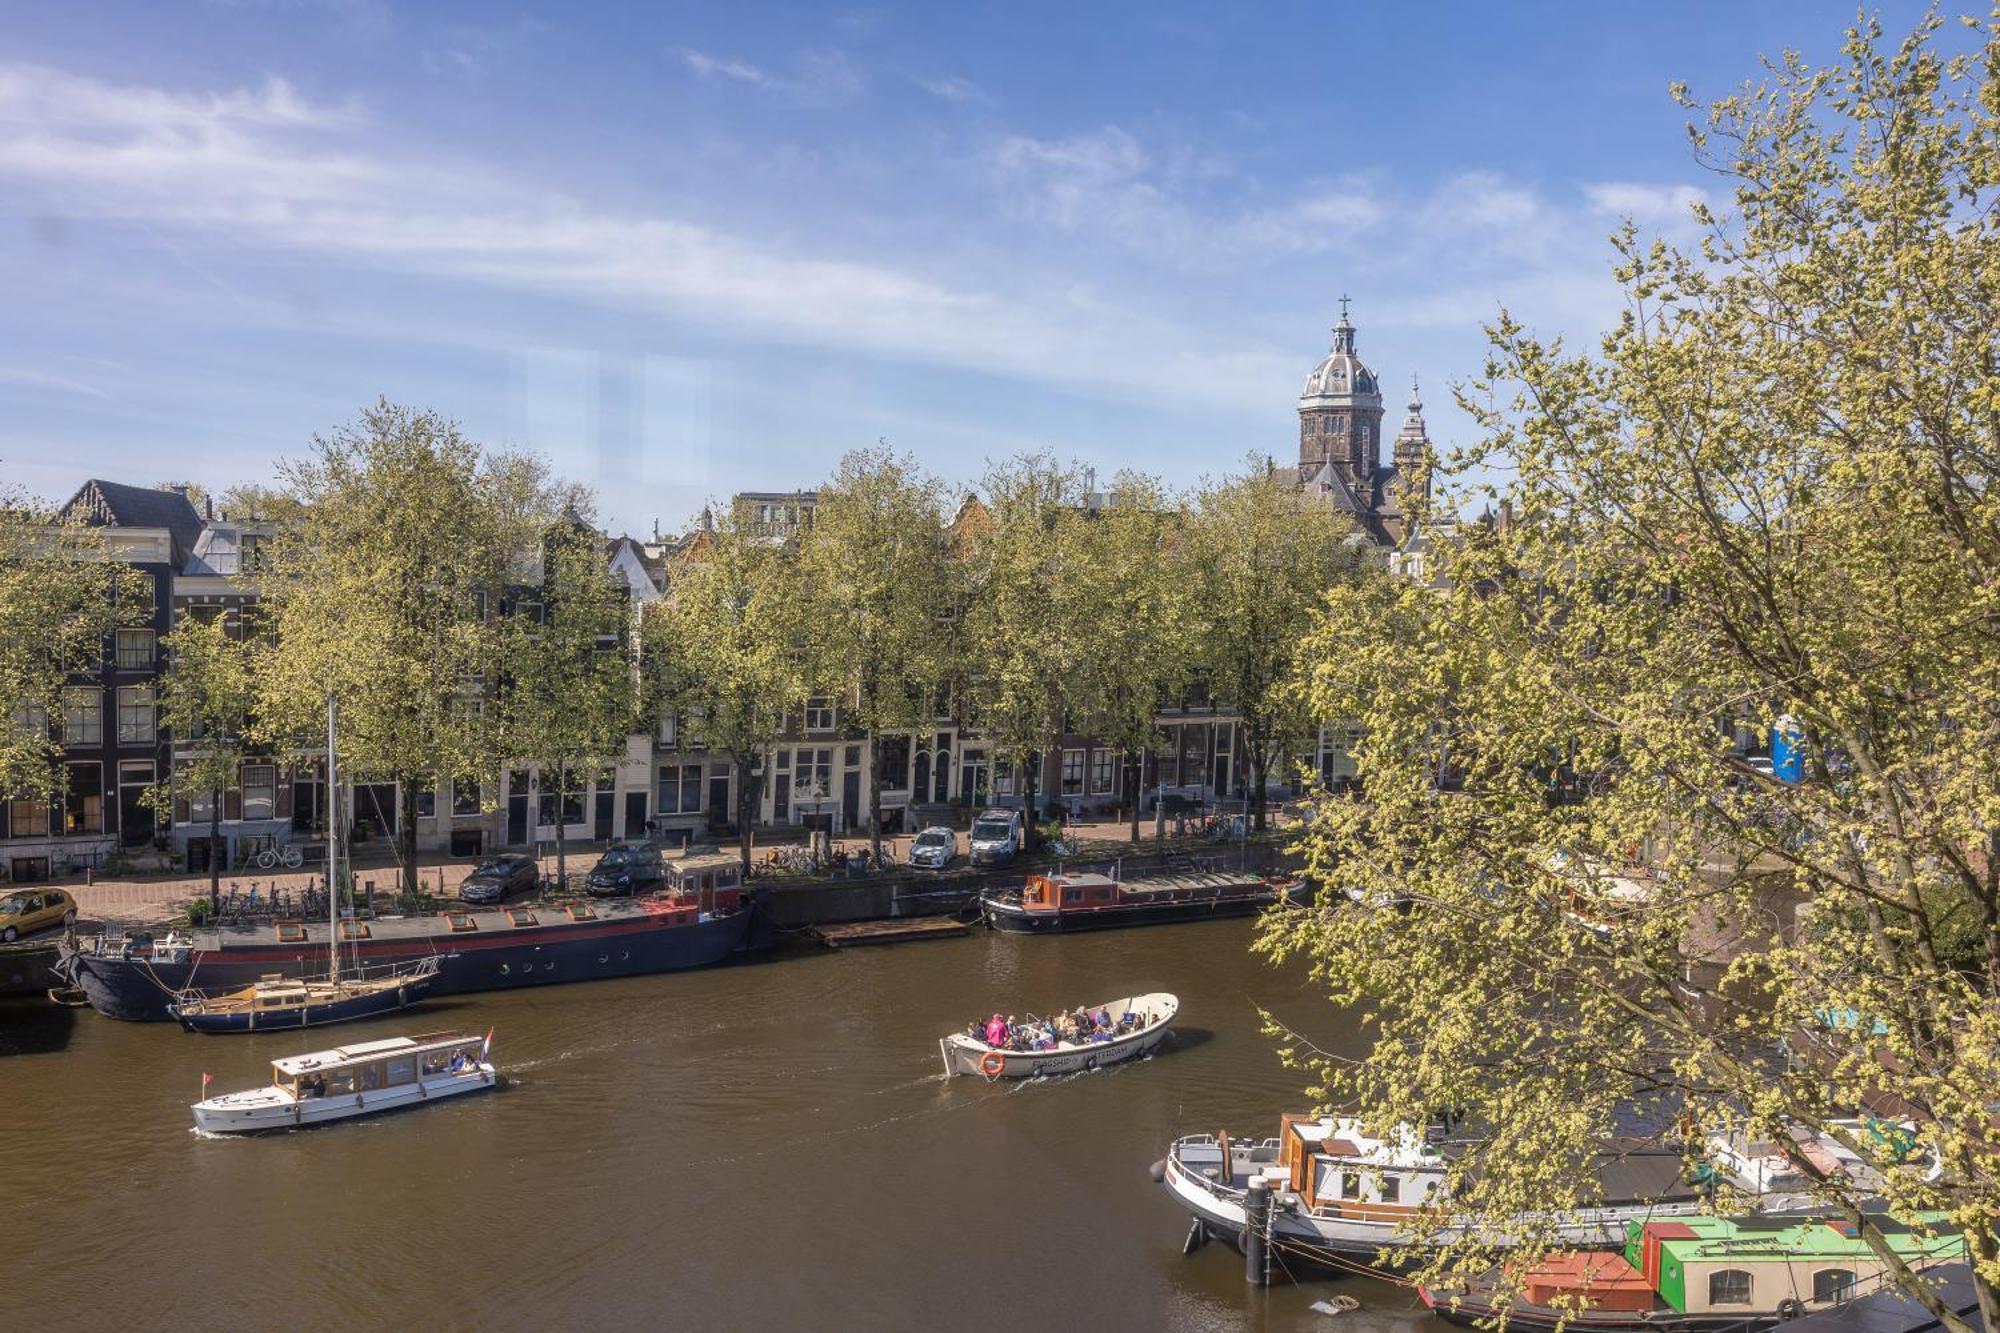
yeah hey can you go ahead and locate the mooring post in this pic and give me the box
[1243,1177,1271,1286]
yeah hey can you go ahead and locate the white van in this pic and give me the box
[968,808,1023,866]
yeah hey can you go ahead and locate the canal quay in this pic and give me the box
[0,918,1442,1333]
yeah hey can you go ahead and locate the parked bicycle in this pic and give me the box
[252,841,305,871]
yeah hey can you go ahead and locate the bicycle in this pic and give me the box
[253,842,305,871]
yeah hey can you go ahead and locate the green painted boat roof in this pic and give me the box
[1646,1216,1962,1264]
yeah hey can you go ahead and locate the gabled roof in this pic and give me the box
[61,479,204,558]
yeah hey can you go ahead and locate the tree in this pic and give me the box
[1184,458,1355,831]
[147,614,257,910]
[799,448,956,861]
[962,454,1098,850]
[0,490,146,807]
[253,401,549,901]
[1068,471,1192,842]
[642,512,811,876]
[1267,16,2000,1329]
[497,516,635,892]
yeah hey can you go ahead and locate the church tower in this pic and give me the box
[1297,298,1384,494]
[1393,378,1431,502]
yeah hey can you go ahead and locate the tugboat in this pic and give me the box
[1160,1114,1704,1269]
[1419,1215,1964,1332]
[980,862,1302,934]
[938,992,1177,1078]
[191,1029,496,1133]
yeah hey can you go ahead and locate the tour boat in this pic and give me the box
[168,955,443,1033]
[938,992,1178,1078]
[167,700,446,1034]
[980,866,1304,934]
[191,1029,496,1133]
[1418,1214,1964,1332]
[1161,1114,1705,1269]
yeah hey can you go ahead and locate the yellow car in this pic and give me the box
[0,887,76,943]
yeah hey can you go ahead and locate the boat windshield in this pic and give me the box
[971,820,1011,842]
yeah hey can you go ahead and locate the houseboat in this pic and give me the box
[981,864,1302,934]
[938,992,1177,1078]
[1161,1114,1704,1268]
[62,856,768,1021]
[1419,1214,1965,1332]
[191,1030,496,1133]
[1700,1119,1938,1205]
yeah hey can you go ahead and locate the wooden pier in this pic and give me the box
[812,916,971,948]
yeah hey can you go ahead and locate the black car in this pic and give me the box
[586,843,668,897]
[458,853,539,905]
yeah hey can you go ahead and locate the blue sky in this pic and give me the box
[0,1,1920,535]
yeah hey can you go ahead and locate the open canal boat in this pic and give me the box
[939,992,1178,1078]
[192,1029,496,1133]
[980,865,1303,933]
[1418,1215,1964,1333]
[1161,1114,1704,1268]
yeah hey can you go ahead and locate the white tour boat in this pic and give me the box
[939,992,1177,1078]
[191,1029,496,1133]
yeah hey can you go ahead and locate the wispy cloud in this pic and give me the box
[913,73,986,105]
[677,48,865,109]
[1583,181,1708,223]
[0,367,110,399]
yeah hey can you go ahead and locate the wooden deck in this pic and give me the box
[812,916,971,947]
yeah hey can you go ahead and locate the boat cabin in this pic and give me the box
[661,849,742,915]
[1020,873,1121,914]
[1018,870,1271,916]
[1275,1114,1448,1217]
[271,1032,484,1101]
[1626,1216,1963,1316]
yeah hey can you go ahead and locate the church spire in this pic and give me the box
[1394,376,1430,500]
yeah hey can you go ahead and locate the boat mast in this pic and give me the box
[326,693,339,987]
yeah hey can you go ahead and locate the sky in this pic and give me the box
[0,1,1929,536]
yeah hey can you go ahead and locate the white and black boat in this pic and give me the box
[1161,1114,1704,1269]
[191,1029,496,1133]
[939,993,1178,1078]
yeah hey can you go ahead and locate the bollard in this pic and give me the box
[1243,1177,1271,1286]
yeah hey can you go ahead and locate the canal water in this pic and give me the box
[1,920,1452,1333]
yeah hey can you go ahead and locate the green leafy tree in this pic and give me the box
[799,448,956,861]
[253,401,549,900]
[0,490,147,806]
[497,517,635,892]
[1268,16,2000,1328]
[642,513,811,876]
[1185,458,1355,831]
[962,454,1097,849]
[147,614,257,910]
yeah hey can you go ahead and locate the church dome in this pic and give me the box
[1299,313,1382,410]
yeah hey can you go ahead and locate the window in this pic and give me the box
[877,735,909,789]
[1339,1173,1361,1200]
[238,533,267,573]
[804,696,835,732]
[1709,1271,1753,1306]
[658,764,682,815]
[1813,1271,1855,1303]
[796,749,832,801]
[658,712,677,747]
[115,629,155,669]
[12,701,49,740]
[241,765,276,821]
[453,779,481,816]
[657,764,705,814]
[117,686,155,743]
[1378,1175,1401,1204]
[63,688,102,745]
[1060,750,1085,795]
[1090,750,1117,795]
[7,797,46,839]
[992,756,1014,796]
[414,784,435,819]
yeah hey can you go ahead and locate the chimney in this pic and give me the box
[206,495,214,521]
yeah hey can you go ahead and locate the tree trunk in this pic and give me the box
[209,782,221,909]
[1022,750,1041,853]
[735,753,759,878]
[868,728,883,862]
[1128,751,1142,843]
[1252,741,1270,832]
[399,779,419,901]
[554,766,567,895]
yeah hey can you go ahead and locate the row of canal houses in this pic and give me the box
[0,479,1371,886]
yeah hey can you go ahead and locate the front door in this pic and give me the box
[773,774,790,824]
[707,776,730,830]
[959,750,988,807]
[841,768,860,833]
[624,791,648,841]
[506,771,529,846]
[594,787,614,842]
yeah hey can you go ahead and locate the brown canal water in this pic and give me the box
[1,919,1453,1333]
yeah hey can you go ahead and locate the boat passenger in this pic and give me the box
[449,1049,467,1073]
[984,1014,1008,1047]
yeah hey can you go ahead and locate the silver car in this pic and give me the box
[908,826,957,870]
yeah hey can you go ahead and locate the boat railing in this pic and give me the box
[1168,1134,1283,1200]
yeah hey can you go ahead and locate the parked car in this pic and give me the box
[908,826,957,871]
[458,853,538,906]
[968,809,1022,867]
[0,887,76,943]
[586,843,668,897]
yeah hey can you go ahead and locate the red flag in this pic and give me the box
[201,1071,213,1093]
[480,1027,494,1060]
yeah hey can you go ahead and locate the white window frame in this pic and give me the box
[1060,749,1085,796]
[241,763,277,821]
[116,686,156,743]
[1090,750,1117,795]
[804,696,836,732]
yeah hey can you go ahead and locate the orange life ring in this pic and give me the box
[978,1050,1006,1077]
